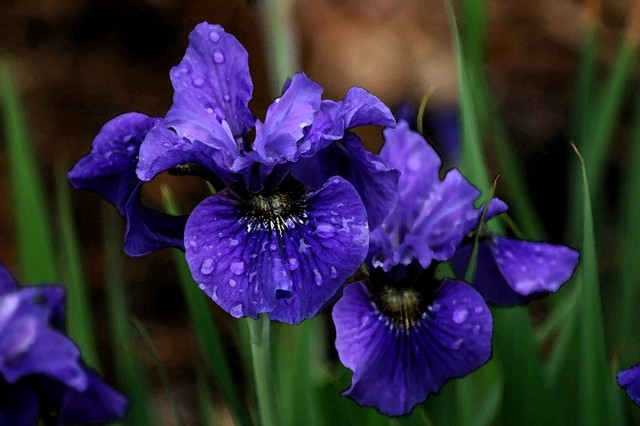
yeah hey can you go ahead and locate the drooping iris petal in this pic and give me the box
[185,176,368,324]
[68,113,187,256]
[68,112,156,214]
[618,364,640,406]
[168,22,255,139]
[252,73,323,164]
[452,243,530,305]
[58,368,129,424]
[0,292,86,390]
[490,237,579,296]
[333,280,492,416]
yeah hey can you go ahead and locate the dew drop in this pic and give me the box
[229,278,237,287]
[474,306,484,314]
[126,145,136,155]
[223,94,231,102]
[163,142,172,148]
[229,238,239,247]
[298,238,310,253]
[330,266,338,278]
[269,243,277,251]
[188,240,197,248]
[229,303,244,317]
[288,258,299,270]
[313,269,322,286]
[193,78,205,87]
[452,308,469,324]
[213,51,225,64]
[214,108,226,121]
[209,31,220,42]
[472,325,482,335]
[230,261,245,275]
[315,223,335,238]
[200,259,214,275]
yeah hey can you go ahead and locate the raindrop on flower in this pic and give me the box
[200,259,214,275]
[209,31,220,42]
[315,223,335,238]
[213,51,225,64]
[230,261,245,275]
[452,308,469,324]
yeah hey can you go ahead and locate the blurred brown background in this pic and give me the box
[0,0,636,424]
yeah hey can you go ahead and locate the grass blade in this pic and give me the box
[0,61,56,282]
[54,161,99,367]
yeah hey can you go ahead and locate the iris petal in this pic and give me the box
[185,176,368,324]
[168,22,255,139]
[333,279,492,416]
[618,364,640,406]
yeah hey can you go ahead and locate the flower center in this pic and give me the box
[244,180,308,232]
[375,285,426,330]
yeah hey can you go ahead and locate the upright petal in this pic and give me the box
[252,73,323,164]
[618,364,640,406]
[333,280,492,416]
[184,176,369,324]
[168,22,255,138]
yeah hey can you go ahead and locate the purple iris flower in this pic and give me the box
[0,264,128,425]
[332,122,493,416]
[70,22,398,324]
[618,364,640,406]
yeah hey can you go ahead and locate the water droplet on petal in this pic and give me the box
[126,145,136,155]
[188,240,197,248]
[163,142,172,148]
[193,78,205,87]
[230,261,245,275]
[229,238,239,247]
[452,308,469,324]
[313,269,322,286]
[288,258,299,270]
[229,278,237,287]
[472,325,482,335]
[315,223,335,238]
[209,31,220,42]
[200,259,214,275]
[330,266,338,278]
[223,94,231,102]
[213,51,225,64]
[269,243,277,251]
[474,306,484,314]
[229,303,244,317]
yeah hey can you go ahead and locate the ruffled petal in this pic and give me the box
[333,280,492,416]
[67,112,157,215]
[490,236,579,296]
[58,367,129,424]
[168,22,255,139]
[252,73,323,164]
[618,364,640,406]
[184,176,369,324]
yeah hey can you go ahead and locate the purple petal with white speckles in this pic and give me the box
[251,73,322,164]
[333,279,492,416]
[168,22,255,139]
[185,176,369,324]
[490,236,579,296]
[618,364,640,406]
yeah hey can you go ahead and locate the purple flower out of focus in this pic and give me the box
[0,264,128,425]
[68,22,399,324]
[332,121,495,416]
[618,364,640,406]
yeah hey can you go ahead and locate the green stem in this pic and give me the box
[248,316,280,426]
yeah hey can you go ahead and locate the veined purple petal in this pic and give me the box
[490,237,579,296]
[252,73,323,165]
[168,22,255,139]
[184,176,369,324]
[68,112,157,215]
[618,364,640,406]
[333,279,492,416]
[338,86,396,129]
[58,367,129,424]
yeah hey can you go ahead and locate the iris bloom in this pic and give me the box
[618,364,640,406]
[332,122,494,416]
[0,264,128,425]
[69,22,399,324]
